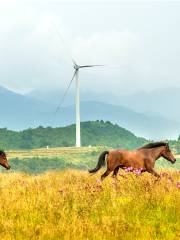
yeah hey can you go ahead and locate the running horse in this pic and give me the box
[0,150,10,170]
[89,142,176,180]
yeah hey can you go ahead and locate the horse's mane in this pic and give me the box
[139,142,168,150]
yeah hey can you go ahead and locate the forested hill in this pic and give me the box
[0,121,146,150]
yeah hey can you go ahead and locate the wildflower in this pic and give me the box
[96,178,101,184]
[176,181,180,189]
[124,166,133,172]
[133,169,142,175]
[124,166,144,175]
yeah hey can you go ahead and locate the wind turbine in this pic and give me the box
[71,60,103,147]
[52,21,103,147]
[56,59,103,148]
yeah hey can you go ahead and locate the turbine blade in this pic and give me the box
[72,59,78,66]
[55,70,77,113]
[79,65,104,68]
[52,20,74,62]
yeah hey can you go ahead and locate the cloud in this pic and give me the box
[0,1,180,94]
[0,1,16,8]
[71,30,141,66]
[0,2,143,93]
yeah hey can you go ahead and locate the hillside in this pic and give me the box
[0,120,146,150]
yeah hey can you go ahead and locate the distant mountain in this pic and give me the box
[27,88,67,105]
[0,120,146,149]
[0,86,53,114]
[0,86,179,139]
[27,88,119,106]
[57,101,180,139]
[117,87,180,121]
[0,86,54,129]
[27,87,180,121]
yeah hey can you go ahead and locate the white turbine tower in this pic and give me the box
[72,60,103,147]
[56,59,103,148]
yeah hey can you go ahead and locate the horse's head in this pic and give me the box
[161,143,176,164]
[0,151,10,170]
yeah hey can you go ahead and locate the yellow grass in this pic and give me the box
[0,170,179,240]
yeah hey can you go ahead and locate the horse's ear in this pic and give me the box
[166,143,170,149]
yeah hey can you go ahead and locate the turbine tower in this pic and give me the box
[55,59,103,148]
[72,60,103,147]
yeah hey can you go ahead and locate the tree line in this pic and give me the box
[0,120,146,150]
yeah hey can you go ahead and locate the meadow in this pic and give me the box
[2,146,180,174]
[0,147,179,239]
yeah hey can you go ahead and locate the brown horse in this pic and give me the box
[89,142,176,180]
[0,150,10,170]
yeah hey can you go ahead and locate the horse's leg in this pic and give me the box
[147,168,161,178]
[101,169,112,181]
[112,166,120,180]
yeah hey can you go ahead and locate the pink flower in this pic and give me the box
[124,167,143,175]
[96,178,101,184]
[125,167,133,172]
[176,181,180,189]
[133,169,142,175]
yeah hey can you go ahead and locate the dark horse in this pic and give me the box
[0,150,10,170]
[89,142,176,180]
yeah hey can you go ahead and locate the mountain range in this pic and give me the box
[28,87,180,120]
[0,86,179,139]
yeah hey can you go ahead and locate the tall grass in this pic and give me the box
[0,170,179,240]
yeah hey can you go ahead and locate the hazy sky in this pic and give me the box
[0,0,180,95]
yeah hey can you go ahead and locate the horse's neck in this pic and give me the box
[151,147,164,161]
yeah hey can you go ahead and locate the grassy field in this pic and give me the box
[0,170,179,240]
[4,147,104,174]
[6,147,104,159]
[2,146,180,174]
[0,147,179,239]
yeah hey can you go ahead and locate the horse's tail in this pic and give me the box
[88,151,109,173]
